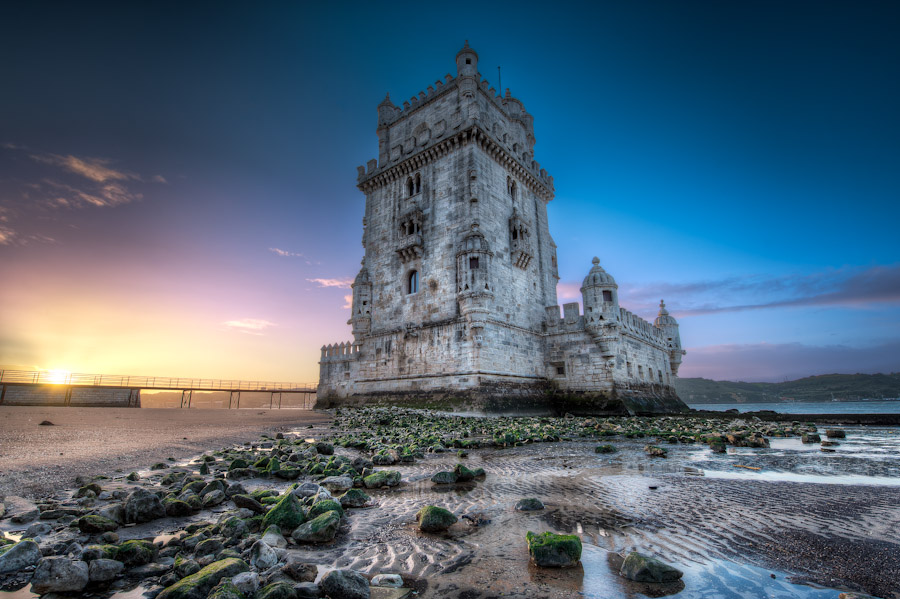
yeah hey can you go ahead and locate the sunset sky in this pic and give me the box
[1,2,898,383]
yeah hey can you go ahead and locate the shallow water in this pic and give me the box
[690,400,900,414]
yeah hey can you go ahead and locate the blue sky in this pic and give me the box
[1,1,898,382]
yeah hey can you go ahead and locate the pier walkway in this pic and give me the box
[0,369,317,408]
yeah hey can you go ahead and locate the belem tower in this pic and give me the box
[318,43,688,415]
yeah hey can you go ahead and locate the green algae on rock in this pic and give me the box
[157,557,249,599]
[261,492,306,533]
[620,551,684,582]
[416,506,458,532]
[525,531,582,567]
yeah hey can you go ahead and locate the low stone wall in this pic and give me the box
[0,385,140,407]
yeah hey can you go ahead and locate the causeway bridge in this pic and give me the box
[0,370,317,409]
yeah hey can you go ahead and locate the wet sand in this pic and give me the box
[0,406,330,499]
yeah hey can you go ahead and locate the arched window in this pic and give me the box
[406,178,414,197]
[602,290,613,302]
[469,256,479,269]
[408,270,418,294]
[507,177,517,200]
[415,173,421,194]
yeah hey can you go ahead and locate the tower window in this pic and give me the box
[406,177,414,197]
[415,173,421,194]
[602,290,613,302]
[556,365,565,376]
[469,256,479,269]
[466,58,471,65]
[507,177,517,200]
[408,270,418,294]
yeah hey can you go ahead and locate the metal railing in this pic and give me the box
[0,369,317,393]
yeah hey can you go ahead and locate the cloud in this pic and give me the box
[585,264,900,319]
[0,144,166,246]
[307,277,353,289]
[222,318,276,335]
[31,153,141,183]
[270,247,305,258]
[679,340,900,382]
[343,294,353,309]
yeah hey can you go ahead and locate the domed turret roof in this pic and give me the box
[654,300,678,327]
[354,262,370,285]
[456,40,478,60]
[582,257,617,288]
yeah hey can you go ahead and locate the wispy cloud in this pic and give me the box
[679,340,900,382]
[270,247,304,258]
[554,265,900,319]
[343,294,353,309]
[222,318,276,335]
[307,277,353,289]
[0,144,166,246]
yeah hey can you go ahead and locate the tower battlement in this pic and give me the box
[319,44,687,415]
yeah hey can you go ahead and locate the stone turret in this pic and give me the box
[581,257,620,360]
[456,223,493,345]
[654,300,685,376]
[348,262,372,340]
[376,94,400,165]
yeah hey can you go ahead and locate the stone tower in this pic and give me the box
[318,43,687,415]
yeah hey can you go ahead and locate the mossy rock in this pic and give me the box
[266,458,281,473]
[416,506,457,532]
[81,544,118,561]
[363,470,401,488]
[156,557,249,599]
[594,444,617,454]
[525,531,582,567]
[307,499,344,520]
[431,471,458,484]
[115,539,157,567]
[453,464,476,482]
[126,472,140,481]
[256,581,296,599]
[291,511,341,543]
[174,554,201,578]
[207,579,244,599]
[75,483,103,498]
[338,489,370,508]
[515,498,545,511]
[228,459,249,471]
[261,492,306,533]
[77,514,118,534]
[253,457,271,469]
[620,551,684,582]
[164,499,193,517]
[273,468,301,480]
[644,445,668,458]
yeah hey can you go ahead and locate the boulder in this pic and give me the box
[294,581,321,599]
[124,488,166,523]
[320,476,353,493]
[4,496,40,524]
[194,538,225,557]
[30,557,89,594]
[261,525,288,549]
[644,445,668,458]
[262,493,307,533]
[250,540,279,570]
[282,558,317,582]
[231,571,260,596]
[115,539,157,567]
[24,521,52,538]
[430,471,458,484]
[371,573,403,587]
[77,514,119,533]
[308,499,344,520]
[319,569,370,599]
[233,494,266,514]
[619,551,684,583]
[339,489,371,508]
[416,506,457,532]
[453,464,476,482]
[164,498,194,517]
[156,557,249,599]
[0,539,43,574]
[291,511,341,543]
[257,581,297,599]
[208,579,245,599]
[515,498,544,511]
[88,558,124,582]
[363,470,401,489]
[525,531,582,567]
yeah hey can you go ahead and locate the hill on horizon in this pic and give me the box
[676,372,900,404]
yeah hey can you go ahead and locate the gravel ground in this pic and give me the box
[0,406,330,499]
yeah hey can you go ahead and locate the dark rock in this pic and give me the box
[115,539,157,567]
[416,506,457,532]
[77,514,119,533]
[124,488,166,523]
[515,498,544,511]
[30,557,89,593]
[338,489,370,508]
[525,531,582,567]
[156,557,249,599]
[282,559,317,582]
[262,493,307,533]
[232,494,266,514]
[291,511,340,543]
[319,569,370,599]
[258,581,297,599]
[88,558,124,582]
[207,579,244,599]
[0,539,43,573]
[620,551,684,582]
[430,471,458,484]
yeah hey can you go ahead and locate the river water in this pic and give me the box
[688,400,900,414]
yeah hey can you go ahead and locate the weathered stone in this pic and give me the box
[233,494,265,514]
[370,573,403,588]
[416,506,457,532]
[174,555,201,578]
[202,489,226,508]
[262,493,306,533]
[194,538,224,557]
[261,525,288,549]
[208,579,244,599]
[308,499,344,520]
[514,498,544,511]
[291,511,340,543]
[294,581,322,599]
[156,557,249,599]
[77,514,119,533]
[319,569,370,599]
[258,581,297,599]
[0,540,43,574]
[231,571,260,596]
[339,489,371,508]
[363,470,401,489]
[525,531,582,567]
[88,558,124,582]
[164,498,193,517]
[124,488,166,523]
[430,471,457,484]
[24,521,52,537]
[320,475,353,493]
[5,496,40,523]
[115,539,157,567]
[31,557,89,594]
[282,559,317,582]
[620,551,683,582]
[81,544,118,562]
[250,540,279,570]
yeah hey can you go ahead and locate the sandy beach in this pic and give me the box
[1,406,898,599]
[0,407,330,499]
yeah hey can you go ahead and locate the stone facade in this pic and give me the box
[318,43,687,414]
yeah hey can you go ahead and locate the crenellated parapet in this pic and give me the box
[319,342,361,362]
